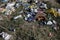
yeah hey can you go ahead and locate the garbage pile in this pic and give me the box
[0,0,60,40]
[0,0,59,25]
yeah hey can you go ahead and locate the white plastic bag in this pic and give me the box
[47,21,53,25]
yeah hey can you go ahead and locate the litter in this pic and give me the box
[47,21,53,25]
[0,32,13,40]
[14,15,22,19]
[27,14,31,17]
[53,20,57,24]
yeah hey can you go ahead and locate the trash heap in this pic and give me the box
[0,0,59,25]
[0,0,60,40]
